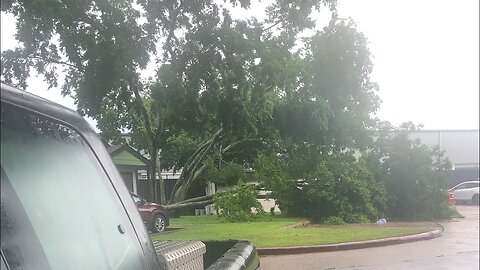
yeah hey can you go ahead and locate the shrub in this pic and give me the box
[254,153,300,216]
[254,122,456,223]
[367,123,454,221]
[255,153,387,223]
[213,184,265,222]
[301,155,387,223]
[343,213,370,224]
[324,216,346,225]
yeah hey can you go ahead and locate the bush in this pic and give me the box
[302,155,387,223]
[343,213,370,224]
[254,122,456,223]
[367,123,454,221]
[213,184,265,222]
[255,153,387,223]
[254,153,300,216]
[324,216,346,225]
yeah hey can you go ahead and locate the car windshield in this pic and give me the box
[0,105,146,270]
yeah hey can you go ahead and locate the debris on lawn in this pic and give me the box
[376,218,387,225]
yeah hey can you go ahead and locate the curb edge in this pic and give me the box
[257,227,443,256]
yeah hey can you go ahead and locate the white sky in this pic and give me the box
[338,0,479,130]
[1,0,479,130]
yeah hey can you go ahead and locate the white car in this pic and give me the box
[449,180,479,204]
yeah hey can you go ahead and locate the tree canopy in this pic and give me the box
[2,0,349,204]
[2,0,454,222]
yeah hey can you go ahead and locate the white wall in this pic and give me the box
[409,130,479,168]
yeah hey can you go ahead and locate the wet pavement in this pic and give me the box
[259,205,479,270]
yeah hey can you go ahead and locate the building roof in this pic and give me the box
[107,144,125,154]
[107,144,150,166]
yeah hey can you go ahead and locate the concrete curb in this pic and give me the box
[257,227,443,256]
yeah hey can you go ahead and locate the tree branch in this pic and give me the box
[130,81,155,143]
[222,138,262,154]
[189,136,217,175]
[164,0,185,60]
[187,128,224,172]
[191,163,207,185]
[262,20,282,33]
[170,137,212,197]
[186,139,212,171]
[165,199,214,210]
[174,194,214,204]
[168,128,224,203]
[25,55,80,70]
[184,128,222,171]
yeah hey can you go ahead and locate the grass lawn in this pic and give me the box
[151,215,431,248]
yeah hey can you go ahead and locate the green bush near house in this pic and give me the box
[213,184,265,222]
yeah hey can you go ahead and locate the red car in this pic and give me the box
[131,193,170,233]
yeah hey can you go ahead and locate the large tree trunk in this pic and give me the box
[165,186,265,210]
[150,147,167,204]
[130,80,161,203]
[155,148,166,204]
[174,194,216,204]
[168,128,224,204]
[156,148,166,204]
[167,133,262,204]
[165,199,214,210]
[149,147,157,202]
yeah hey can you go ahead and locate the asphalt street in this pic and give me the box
[259,205,479,270]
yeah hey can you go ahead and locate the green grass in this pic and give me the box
[152,215,431,248]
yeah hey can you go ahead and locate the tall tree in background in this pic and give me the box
[142,0,339,204]
[254,18,386,222]
[271,18,380,179]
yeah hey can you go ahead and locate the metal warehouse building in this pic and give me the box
[409,130,479,188]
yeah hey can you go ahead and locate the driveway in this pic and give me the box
[259,205,479,270]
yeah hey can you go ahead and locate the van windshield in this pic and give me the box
[0,105,145,270]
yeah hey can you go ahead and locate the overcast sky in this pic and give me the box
[1,0,479,130]
[338,0,479,130]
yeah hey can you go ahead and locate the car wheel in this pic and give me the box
[152,214,166,233]
[472,194,479,205]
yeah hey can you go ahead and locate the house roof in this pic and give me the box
[107,144,150,166]
[107,144,125,154]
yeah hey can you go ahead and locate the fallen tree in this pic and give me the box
[165,199,214,211]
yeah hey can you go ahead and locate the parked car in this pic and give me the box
[131,193,169,233]
[0,83,259,270]
[449,180,479,204]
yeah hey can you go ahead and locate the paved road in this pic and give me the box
[260,205,479,270]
